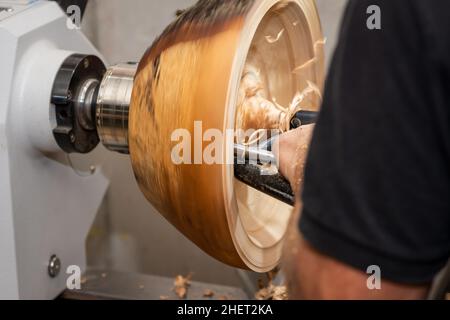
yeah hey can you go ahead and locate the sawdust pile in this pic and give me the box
[255,283,288,300]
[255,270,288,301]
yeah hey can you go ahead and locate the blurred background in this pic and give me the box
[80,0,348,290]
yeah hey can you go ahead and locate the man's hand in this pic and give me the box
[272,125,315,194]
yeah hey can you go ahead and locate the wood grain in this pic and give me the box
[129,0,324,272]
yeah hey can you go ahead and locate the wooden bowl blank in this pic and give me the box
[129,0,324,272]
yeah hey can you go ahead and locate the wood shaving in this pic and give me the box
[265,29,284,44]
[203,289,215,298]
[255,283,288,300]
[292,57,317,74]
[236,61,322,144]
[314,37,327,50]
[160,295,169,300]
[218,295,229,300]
[173,273,193,299]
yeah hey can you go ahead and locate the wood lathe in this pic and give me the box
[0,0,324,298]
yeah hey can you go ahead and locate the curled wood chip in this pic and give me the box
[265,29,284,44]
[314,37,327,58]
[173,273,193,299]
[292,57,317,74]
[203,289,215,298]
[271,285,288,300]
[237,61,322,136]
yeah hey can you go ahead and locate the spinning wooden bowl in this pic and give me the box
[129,0,324,272]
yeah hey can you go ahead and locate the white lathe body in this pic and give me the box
[0,0,108,299]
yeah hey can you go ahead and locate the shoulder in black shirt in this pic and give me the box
[300,0,450,284]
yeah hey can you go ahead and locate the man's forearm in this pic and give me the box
[287,235,429,300]
[282,202,429,300]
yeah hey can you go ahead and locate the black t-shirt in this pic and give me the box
[300,0,450,284]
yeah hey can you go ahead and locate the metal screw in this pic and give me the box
[69,132,76,143]
[83,59,90,69]
[48,255,61,278]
